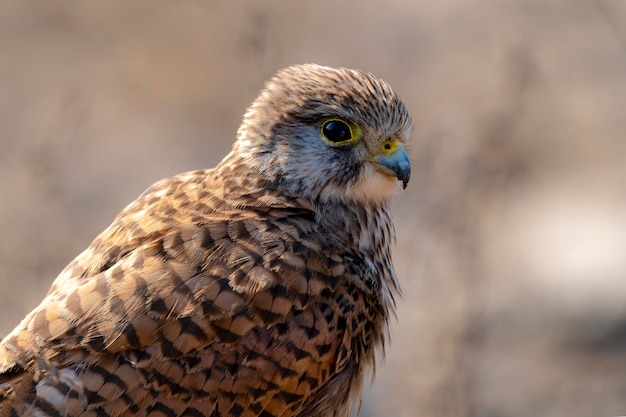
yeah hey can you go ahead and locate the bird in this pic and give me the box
[0,64,412,417]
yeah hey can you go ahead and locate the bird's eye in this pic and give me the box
[321,119,354,144]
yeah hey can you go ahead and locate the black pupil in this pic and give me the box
[323,121,351,142]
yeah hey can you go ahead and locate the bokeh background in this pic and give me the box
[1,1,626,416]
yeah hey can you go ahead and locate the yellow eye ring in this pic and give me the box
[320,119,361,145]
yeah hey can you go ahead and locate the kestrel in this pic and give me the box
[0,64,412,417]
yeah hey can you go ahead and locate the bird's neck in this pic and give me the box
[215,150,396,252]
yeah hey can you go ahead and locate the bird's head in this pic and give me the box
[234,64,413,206]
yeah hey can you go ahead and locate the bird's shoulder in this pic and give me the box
[1,166,368,368]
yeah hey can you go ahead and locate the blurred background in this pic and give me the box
[1,1,626,416]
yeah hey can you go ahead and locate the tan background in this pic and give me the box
[1,1,626,416]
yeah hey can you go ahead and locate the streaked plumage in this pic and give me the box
[0,64,412,417]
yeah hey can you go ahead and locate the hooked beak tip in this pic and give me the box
[372,146,411,189]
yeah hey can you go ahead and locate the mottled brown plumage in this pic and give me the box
[0,64,412,417]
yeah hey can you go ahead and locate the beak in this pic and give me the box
[371,145,411,189]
